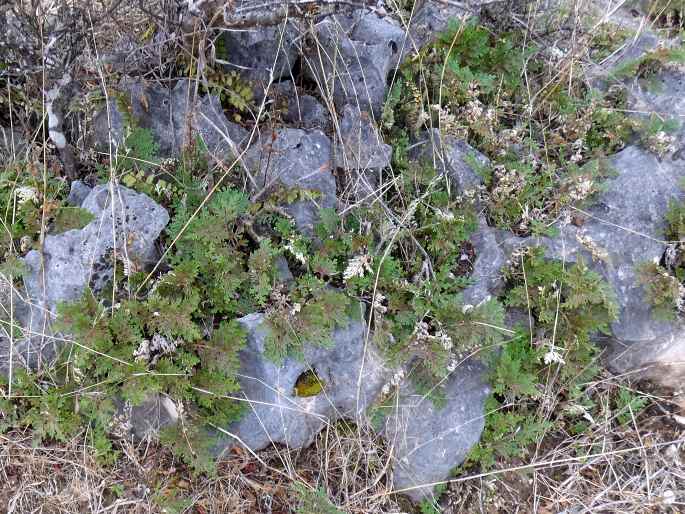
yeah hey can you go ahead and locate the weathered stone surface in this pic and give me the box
[128,395,179,440]
[305,11,404,117]
[385,359,490,502]
[499,145,685,381]
[213,312,390,453]
[349,10,407,69]
[219,21,300,89]
[414,129,489,200]
[334,104,391,171]
[93,79,248,160]
[25,184,169,307]
[274,81,332,131]
[244,128,335,234]
[66,180,92,207]
[285,94,331,131]
[463,219,507,305]
[2,184,169,372]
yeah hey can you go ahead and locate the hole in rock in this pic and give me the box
[293,368,325,397]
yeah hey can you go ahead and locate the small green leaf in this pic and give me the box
[52,207,95,233]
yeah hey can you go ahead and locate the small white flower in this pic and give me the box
[372,293,387,314]
[438,331,453,351]
[461,304,474,314]
[290,302,302,316]
[343,254,373,281]
[285,238,307,265]
[14,186,38,205]
[436,209,455,221]
[382,368,406,395]
[543,349,566,365]
[133,339,151,362]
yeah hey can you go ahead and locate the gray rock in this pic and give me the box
[66,180,92,207]
[274,81,332,131]
[219,21,300,91]
[401,1,467,62]
[286,94,331,131]
[334,104,392,171]
[214,312,390,453]
[24,183,169,307]
[128,394,179,440]
[350,11,407,69]
[399,1,503,63]
[93,79,248,160]
[1,184,169,373]
[414,129,489,202]
[305,12,404,117]
[499,145,685,381]
[244,128,335,234]
[385,359,490,502]
[463,219,507,305]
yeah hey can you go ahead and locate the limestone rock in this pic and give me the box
[93,79,248,160]
[244,128,335,234]
[334,104,391,171]
[305,11,404,117]
[128,395,179,441]
[499,145,685,382]
[385,359,490,502]
[1,184,169,373]
[414,129,489,201]
[401,0,501,62]
[219,21,300,90]
[66,180,92,207]
[213,312,390,452]
[285,94,331,132]
[463,219,507,305]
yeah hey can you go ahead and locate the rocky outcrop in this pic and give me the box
[244,128,336,234]
[305,11,405,118]
[219,21,301,92]
[334,104,391,171]
[93,79,248,161]
[499,144,685,382]
[385,360,490,502]
[213,312,390,452]
[0,184,168,373]
[413,129,489,203]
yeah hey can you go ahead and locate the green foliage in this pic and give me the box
[293,483,344,514]
[589,23,633,61]
[178,40,254,120]
[467,247,618,470]
[637,261,683,320]
[121,126,159,169]
[418,484,447,514]
[207,70,253,119]
[610,42,685,83]
[0,163,69,255]
[383,19,636,234]
[52,206,95,233]
[614,388,650,426]
[419,499,442,514]
[505,247,618,378]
